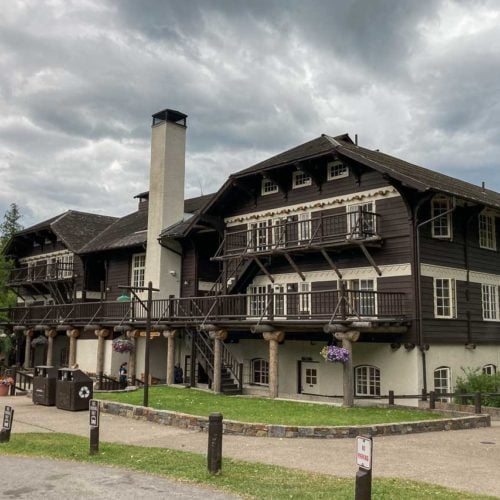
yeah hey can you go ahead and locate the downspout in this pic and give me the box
[415,196,456,395]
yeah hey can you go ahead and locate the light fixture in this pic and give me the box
[116,293,130,302]
[169,270,177,277]
[465,343,476,350]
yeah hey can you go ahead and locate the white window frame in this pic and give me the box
[327,160,349,180]
[292,170,312,188]
[273,284,287,318]
[479,213,496,250]
[348,279,377,316]
[347,202,376,237]
[433,278,456,319]
[297,212,312,242]
[248,285,267,317]
[434,366,451,402]
[251,358,269,385]
[131,253,146,289]
[482,283,499,321]
[431,196,452,239]
[271,216,287,249]
[261,178,279,196]
[298,282,311,314]
[355,365,381,396]
[483,364,497,375]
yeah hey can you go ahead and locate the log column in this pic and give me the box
[209,330,228,394]
[335,331,360,407]
[66,329,80,367]
[44,329,57,366]
[95,328,110,388]
[126,329,140,384]
[263,331,285,399]
[163,330,177,385]
[23,329,34,369]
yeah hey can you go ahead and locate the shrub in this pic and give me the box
[454,367,500,407]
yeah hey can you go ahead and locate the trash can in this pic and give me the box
[33,366,58,406]
[56,368,93,411]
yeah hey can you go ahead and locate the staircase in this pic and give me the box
[190,329,242,395]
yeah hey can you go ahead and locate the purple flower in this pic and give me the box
[320,345,349,364]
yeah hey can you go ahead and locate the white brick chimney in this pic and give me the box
[144,109,187,299]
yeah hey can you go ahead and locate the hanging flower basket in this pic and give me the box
[320,345,349,364]
[112,337,134,353]
[31,336,48,348]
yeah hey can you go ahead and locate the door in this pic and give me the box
[301,361,320,395]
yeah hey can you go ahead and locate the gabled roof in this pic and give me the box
[82,193,215,253]
[4,211,117,255]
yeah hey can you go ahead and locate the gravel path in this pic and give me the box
[1,395,499,498]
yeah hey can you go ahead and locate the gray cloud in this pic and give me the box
[0,0,499,226]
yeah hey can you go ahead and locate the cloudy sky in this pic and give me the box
[1,0,499,227]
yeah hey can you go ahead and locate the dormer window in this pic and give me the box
[431,196,452,239]
[327,160,349,180]
[261,178,278,195]
[292,170,311,188]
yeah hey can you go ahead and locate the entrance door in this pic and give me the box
[301,361,320,395]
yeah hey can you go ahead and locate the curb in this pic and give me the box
[98,400,491,439]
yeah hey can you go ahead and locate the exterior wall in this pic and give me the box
[76,338,99,374]
[425,344,500,392]
[106,253,130,300]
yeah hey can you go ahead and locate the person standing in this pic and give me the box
[119,362,128,389]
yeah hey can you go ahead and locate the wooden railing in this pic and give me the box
[217,210,381,258]
[0,289,406,326]
[8,261,75,284]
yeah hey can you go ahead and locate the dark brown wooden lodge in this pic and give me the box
[2,110,499,402]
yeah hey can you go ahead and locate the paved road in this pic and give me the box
[0,456,238,499]
[1,395,499,498]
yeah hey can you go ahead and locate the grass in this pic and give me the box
[95,386,442,426]
[0,433,494,499]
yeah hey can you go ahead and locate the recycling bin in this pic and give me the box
[56,368,93,411]
[32,365,58,406]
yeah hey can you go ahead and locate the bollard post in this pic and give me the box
[355,435,373,500]
[429,391,436,410]
[388,390,394,406]
[0,406,14,443]
[89,399,100,455]
[207,412,223,475]
[474,392,482,414]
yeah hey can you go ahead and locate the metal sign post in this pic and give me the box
[89,400,100,455]
[0,406,14,443]
[355,435,373,500]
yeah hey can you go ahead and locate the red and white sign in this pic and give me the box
[356,435,373,470]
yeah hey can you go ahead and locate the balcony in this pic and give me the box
[1,289,407,331]
[8,261,76,286]
[216,209,381,260]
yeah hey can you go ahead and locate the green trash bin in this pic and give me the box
[56,368,93,411]
[33,366,58,406]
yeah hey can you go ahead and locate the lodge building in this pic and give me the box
[1,108,499,404]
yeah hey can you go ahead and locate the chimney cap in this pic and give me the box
[152,108,187,127]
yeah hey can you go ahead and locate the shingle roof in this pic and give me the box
[81,193,215,253]
[226,133,500,210]
[6,211,117,253]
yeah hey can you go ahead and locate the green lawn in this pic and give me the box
[0,433,493,499]
[95,386,442,426]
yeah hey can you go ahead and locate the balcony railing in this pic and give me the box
[0,289,406,327]
[218,209,381,258]
[8,262,75,285]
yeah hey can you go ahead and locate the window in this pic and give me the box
[434,278,456,318]
[482,284,499,320]
[347,202,376,237]
[251,358,269,385]
[348,279,376,316]
[131,253,146,288]
[271,217,287,248]
[248,285,267,317]
[261,178,278,195]
[292,170,312,188]
[299,282,311,314]
[298,212,312,242]
[327,160,349,180]
[355,365,381,396]
[273,284,287,317]
[431,196,452,239]
[483,364,497,375]
[479,213,496,250]
[434,366,451,401]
